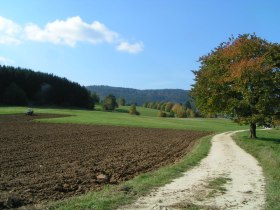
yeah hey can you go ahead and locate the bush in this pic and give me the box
[176,108,187,118]
[129,105,140,115]
[172,104,187,118]
[186,108,197,118]
[157,110,167,117]
[165,102,174,112]
[168,110,175,118]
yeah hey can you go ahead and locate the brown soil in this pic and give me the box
[0,114,210,209]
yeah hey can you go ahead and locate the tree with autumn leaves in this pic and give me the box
[191,34,280,138]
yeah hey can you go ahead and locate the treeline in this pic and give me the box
[87,85,190,105]
[143,101,198,118]
[0,65,92,108]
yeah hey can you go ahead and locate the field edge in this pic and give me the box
[49,134,213,210]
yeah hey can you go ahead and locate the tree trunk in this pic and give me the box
[250,123,257,138]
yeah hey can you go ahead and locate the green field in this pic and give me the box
[97,105,160,117]
[234,129,280,210]
[0,106,247,132]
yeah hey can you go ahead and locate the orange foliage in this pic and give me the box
[229,56,267,79]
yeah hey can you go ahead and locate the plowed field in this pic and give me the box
[0,114,210,209]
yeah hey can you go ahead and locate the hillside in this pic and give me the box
[87,85,190,105]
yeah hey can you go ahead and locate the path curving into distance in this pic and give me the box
[120,131,266,210]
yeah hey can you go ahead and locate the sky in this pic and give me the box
[1,0,280,90]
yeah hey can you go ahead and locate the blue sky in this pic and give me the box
[1,0,280,90]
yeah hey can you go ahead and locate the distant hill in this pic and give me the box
[87,85,191,105]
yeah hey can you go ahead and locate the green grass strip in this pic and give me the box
[234,129,280,210]
[50,135,212,210]
[0,106,247,132]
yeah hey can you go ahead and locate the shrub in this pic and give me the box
[172,104,187,118]
[129,105,140,115]
[169,110,175,118]
[176,108,187,118]
[165,102,174,112]
[157,110,167,117]
[186,108,197,118]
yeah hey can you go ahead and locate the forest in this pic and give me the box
[87,85,190,105]
[0,65,92,108]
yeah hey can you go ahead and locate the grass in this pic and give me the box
[170,202,219,210]
[116,106,160,117]
[50,135,212,210]
[234,129,280,210]
[96,105,159,117]
[0,106,247,132]
[205,176,232,198]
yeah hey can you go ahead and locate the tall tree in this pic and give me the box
[102,94,118,111]
[0,65,92,108]
[191,34,280,138]
[165,102,174,112]
[118,97,126,106]
[2,82,28,105]
[184,101,192,109]
[91,92,100,110]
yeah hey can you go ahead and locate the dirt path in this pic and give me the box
[121,131,266,210]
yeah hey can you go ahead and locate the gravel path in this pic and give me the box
[120,131,266,210]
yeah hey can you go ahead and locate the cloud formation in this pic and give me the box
[0,16,143,53]
[24,16,119,47]
[0,16,21,45]
[117,41,144,53]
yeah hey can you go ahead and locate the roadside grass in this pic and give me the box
[234,129,280,210]
[50,135,212,210]
[0,106,247,132]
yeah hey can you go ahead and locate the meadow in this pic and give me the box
[0,106,247,132]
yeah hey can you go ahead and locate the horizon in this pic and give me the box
[1,0,280,90]
[87,84,189,91]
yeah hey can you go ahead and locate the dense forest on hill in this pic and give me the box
[87,85,190,105]
[0,65,92,108]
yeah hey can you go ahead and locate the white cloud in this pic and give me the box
[24,16,119,47]
[0,16,21,45]
[116,41,144,53]
[0,56,14,65]
[0,16,143,53]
